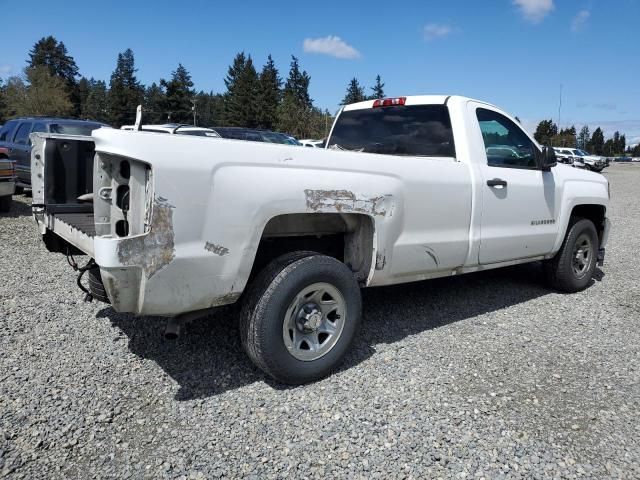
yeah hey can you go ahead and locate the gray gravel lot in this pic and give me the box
[1,164,639,479]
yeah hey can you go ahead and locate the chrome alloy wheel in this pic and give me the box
[282,282,346,361]
[572,233,593,279]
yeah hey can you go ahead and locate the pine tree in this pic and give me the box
[82,79,108,122]
[341,78,366,105]
[277,56,314,136]
[160,64,195,124]
[369,75,385,100]
[194,91,224,127]
[223,52,259,127]
[587,127,605,155]
[282,56,312,110]
[256,55,282,130]
[28,36,80,115]
[144,82,166,123]
[0,79,7,123]
[577,125,590,150]
[533,119,558,145]
[77,77,91,116]
[108,49,143,127]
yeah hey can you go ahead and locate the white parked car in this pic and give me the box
[31,95,610,384]
[120,123,220,137]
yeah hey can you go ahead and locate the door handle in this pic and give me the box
[487,178,507,188]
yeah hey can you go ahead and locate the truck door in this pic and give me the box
[10,121,33,185]
[469,104,560,264]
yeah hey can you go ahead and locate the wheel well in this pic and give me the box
[571,204,606,243]
[251,213,374,285]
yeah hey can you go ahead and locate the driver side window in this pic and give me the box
[476,108,537,168]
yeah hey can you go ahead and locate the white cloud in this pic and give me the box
[423,24,453,40]
[303,36,361,60]
[571,9,590,32]
[0,64,13,75]
[513,0,555,23]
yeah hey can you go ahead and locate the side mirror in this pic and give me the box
[540,146,557,170]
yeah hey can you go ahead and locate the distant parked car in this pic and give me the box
[556,147,606,172]
[0,118,107,193]
[211,127,302,145]
[552,147,576,165]
[120,124,220,137]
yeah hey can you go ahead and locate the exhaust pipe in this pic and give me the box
[163,308,213,340]
[164,317,181,340]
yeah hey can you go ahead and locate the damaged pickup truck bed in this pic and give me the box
[31,95,611,384]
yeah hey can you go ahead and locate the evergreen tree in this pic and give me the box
[369,75,385,100]
[77,77,91,116]
[5,67,73,116]
[0,79,7,123]
[256,55,282,130]
[588,127,605,154]
[143,82,167,124]
[223,52,259,127]
[282,56,312,110]
[577,125,590,150]
[28,36,80,115]
[160,64,195,124]
[82,79,108,122]
[194,91,225,127]
[341,78,366,105]
[108,49,143,127]
[533,119,558,145]
[277,56,313,136]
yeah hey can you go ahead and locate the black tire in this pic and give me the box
[88,267,111,304]
[14,186,24,195]
[544,218,598,292]
[0,195,11,213]
[240,251,362,384]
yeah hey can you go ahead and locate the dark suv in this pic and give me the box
[0,118,107,192]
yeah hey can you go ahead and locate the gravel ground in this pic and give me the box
[1,164,639,479]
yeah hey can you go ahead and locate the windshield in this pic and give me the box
[576,149,589,156]
[328,105,455,157]
[50,123,102,135]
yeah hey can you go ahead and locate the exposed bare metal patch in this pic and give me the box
[205,242,229,256]
[304,189,391,217]
[116,196,175,278]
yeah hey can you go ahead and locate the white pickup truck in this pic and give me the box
[31,95,611,384]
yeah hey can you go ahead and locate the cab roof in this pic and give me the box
[342,95,493,111]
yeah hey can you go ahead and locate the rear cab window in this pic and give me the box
[328,104,456,157]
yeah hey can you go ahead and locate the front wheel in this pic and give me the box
[544,218,598,292]
[240,252,362,384]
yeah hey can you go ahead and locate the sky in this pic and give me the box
[2,0,639,145]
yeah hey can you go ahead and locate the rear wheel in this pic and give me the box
[240,252,361,384]
[14,186,24,195]
[0,195,11,213]
[544,218,598,292]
